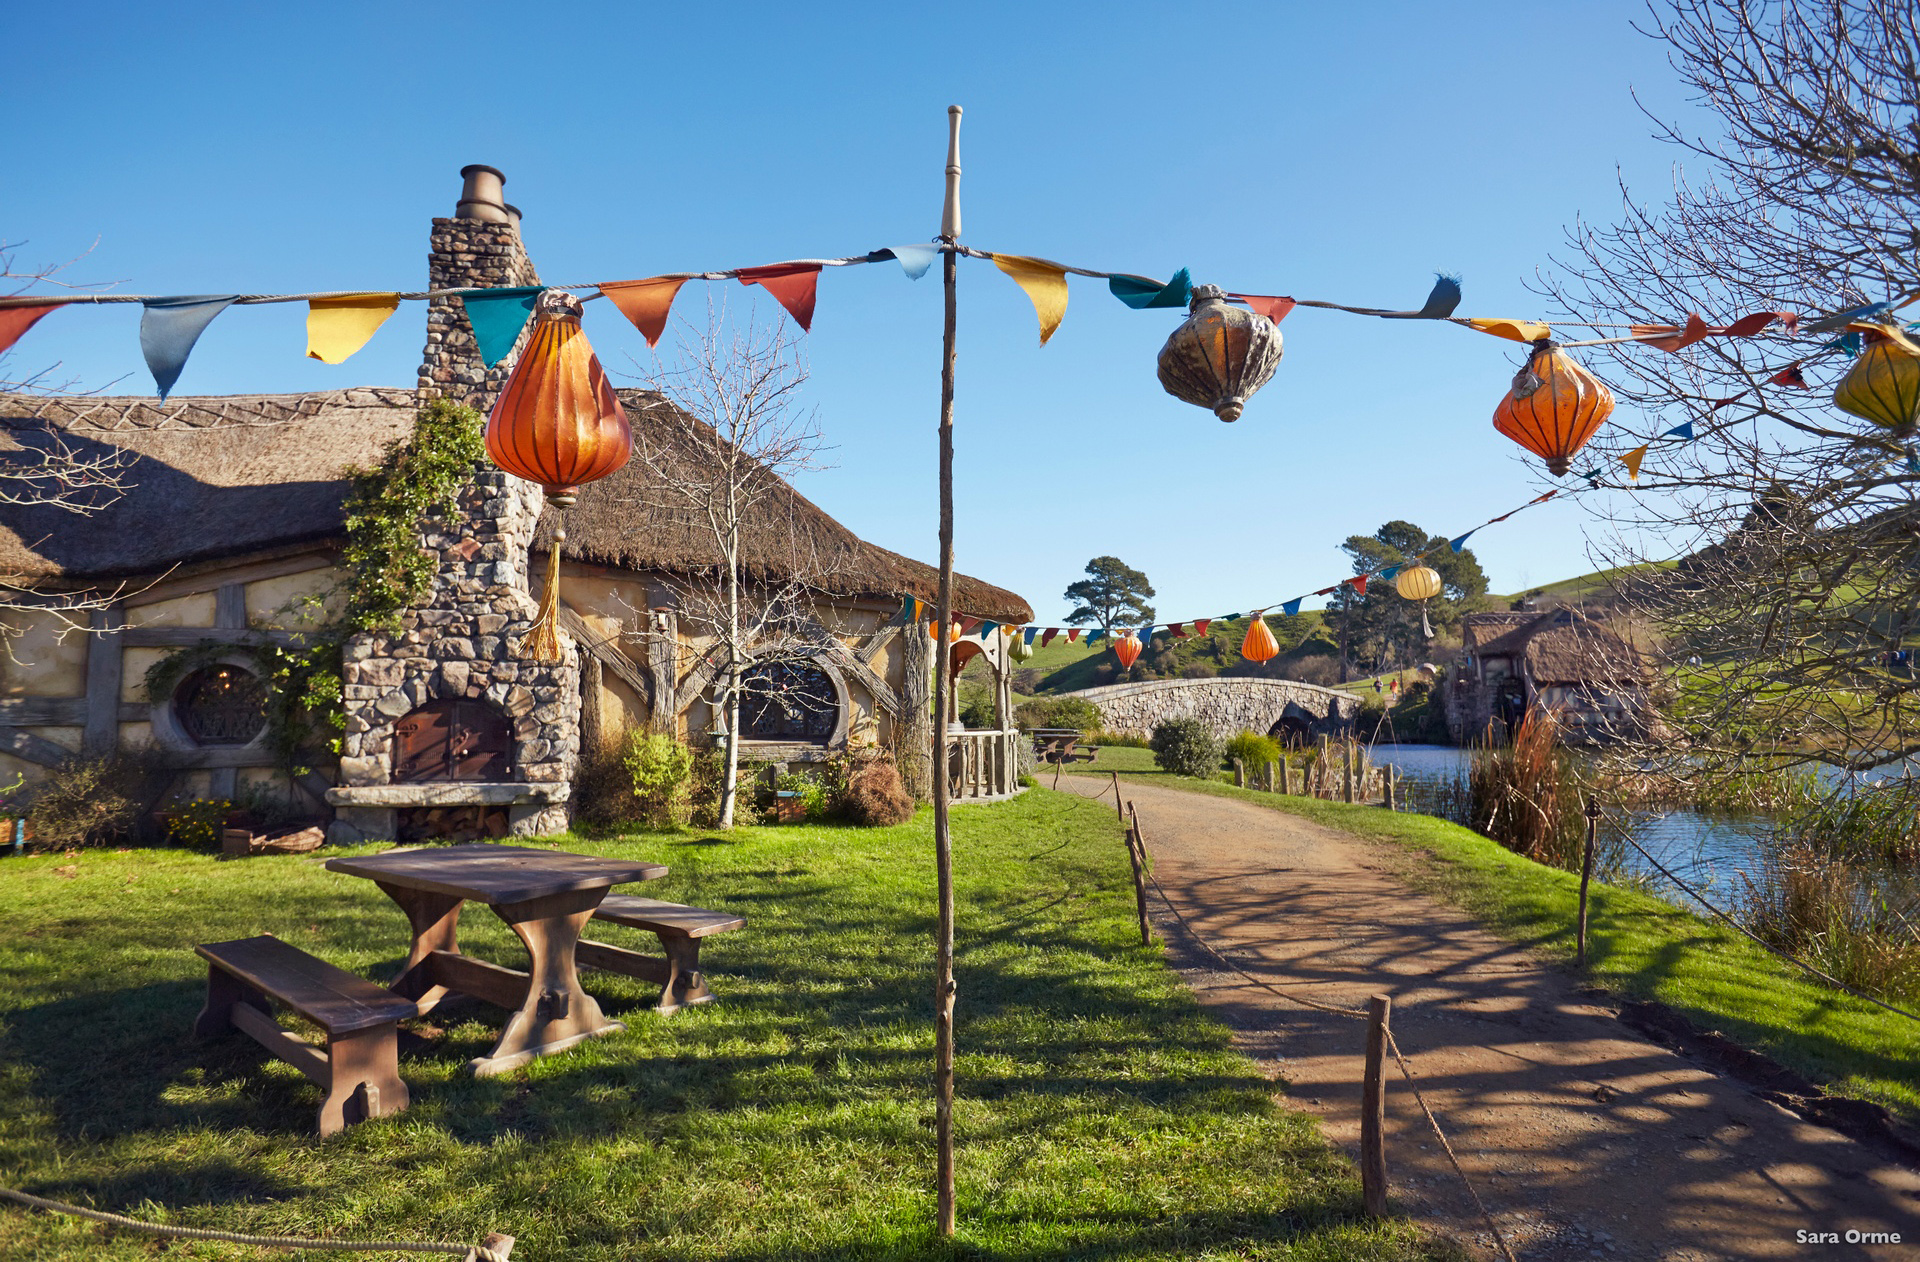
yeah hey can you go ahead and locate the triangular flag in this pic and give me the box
[1770,363,1808,388]
[1138,626,1154,643]
[1530,490,1558,504]
[880,244,939,281]
[0,302,67,354]
[305,294,399,364]
[1281,599,1302,616]
[1348,575,1368,595]
[461,287,543,367]
[140,295,238,399]
[976,619,998,640]
[1579,469,1603,486]
[1043,628,1060,647]
[1068,629,1081,643]
[991,254,1069,345]
[1193,618,1211,637]
[1807,300,1894,334]
[1377,564,1403,582]
[600,277,689,348]
[1661,421,1696,441]
[1450,532,1475,553]
[903,596,922,623]
[1621,443,1650,480]
[1230,294,1296,324]
[1632,312,1711,352]
[958,616,981,635]
[1169,622,1187,638]
[1023,627,1039,646]
[1108,268,1192,310]
[736,263,822,331]
[1222,613,1242,622]
[1379,274,1463,320]
[1724,311,1788,337]
[1467,317,1551,342]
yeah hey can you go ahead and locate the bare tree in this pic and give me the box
[1536,0,1920,790]
[622,302,855,827]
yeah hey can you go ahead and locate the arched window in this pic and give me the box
[174,665,269,746]
[738,661,839,743]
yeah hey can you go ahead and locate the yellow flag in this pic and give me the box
[306,294,401,363]
[1467,317,1551,342]
[992,254,1069,345]
[1620,443,1650,480]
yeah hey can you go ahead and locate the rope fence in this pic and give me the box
[0,1186,513,1260]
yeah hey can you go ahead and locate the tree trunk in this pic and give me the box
[898,622,934,799]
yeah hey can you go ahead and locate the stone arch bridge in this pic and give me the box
[1061,677,1359,744]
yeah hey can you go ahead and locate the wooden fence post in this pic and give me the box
[1343,741,1355,804]
[1265,760,1277,793]
[1123,805,1151,946]
[1233,758,1245,788]
[1362,994,1392,1217]
[1111,771,1124,821]
[1577,796,1600,967]
[1383,767,1397,812]
[1280,759,1292,795]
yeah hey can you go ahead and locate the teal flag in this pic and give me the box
[462,287,544,367]
[977,619,998,640]
[879,244,939,281]
[140,296,238,399]
[1378,564,1403,582]
[1109,268,1193,310]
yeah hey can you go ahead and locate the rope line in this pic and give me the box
[1615,832,1920,1024]
[0,1187,511,1261]
[1383,1031,1521,1262]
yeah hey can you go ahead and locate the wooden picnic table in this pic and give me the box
[324,843,667,1077]
[1029,728,1098,765]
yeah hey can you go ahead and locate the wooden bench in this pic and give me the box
[576,896,746,1016]
[1030,728,1098,765]
[194,934,417,1135]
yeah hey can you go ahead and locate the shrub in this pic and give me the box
[776,770,832,820]
[1014,696,1103,733]
[958,681,998,729]
[572,732,641,830]
[688,748,736,827]
[1179,661,1217,679]
[1011,667,1044,694]
[622,730,696,826]
[24,751,164,850]
[1150,718,1224,778]
[842,758,916,826]
[1223,730,1281,772]
[165,797,232,851]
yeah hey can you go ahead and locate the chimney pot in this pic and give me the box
[456,164,512,224]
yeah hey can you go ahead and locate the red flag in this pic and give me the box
[736,263,822,331]
[958,616,981,635]
[1770,363,1808,388]
[1725,311,1789,337]
[0,302,66,354]
[1634,312,1711,352]
[1042,628,1059,647]
[1313,586,1336,596]
[1349,575,1368,595]
[600,277,689,347]
[1230,293,1295,324]
[1529,490,1558,504]
[1068,629,1081,643]
[1193,618,1211,637]
[1169,622,1187,638]
[1710,390,1754,411]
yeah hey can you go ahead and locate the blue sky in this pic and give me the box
[4,1,1698,624]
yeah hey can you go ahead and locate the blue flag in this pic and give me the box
[1281,598,1302,616]
[1661,421,1696,441]
[462,286,544,367]
[1023,626,1039,645]
[140,296,238,399]
[1450,531,1475,553]
[879,244,939,281]
[977,620,998,640]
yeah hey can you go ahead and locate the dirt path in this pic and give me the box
[1055,777,1920,1261]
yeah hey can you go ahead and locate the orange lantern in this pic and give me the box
[487,290,633,660]
[1241,615,1279,663]
[1114,632,1144,670]
[1492,340,1614,476]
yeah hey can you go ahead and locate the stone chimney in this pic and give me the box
[417,164,542,409]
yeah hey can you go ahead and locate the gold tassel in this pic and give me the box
[525,525,565,662]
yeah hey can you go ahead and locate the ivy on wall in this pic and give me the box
[145,399,487,775]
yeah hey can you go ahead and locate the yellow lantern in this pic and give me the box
[1394,566,1443,601]
[1395,564,1444,640]
[1240,615,1279,663]
[1833,324,1920,434]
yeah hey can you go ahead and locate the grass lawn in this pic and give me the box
[0,790,1435,1261]
[1075,768,1920,1124]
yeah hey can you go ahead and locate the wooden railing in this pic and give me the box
[946,728,1024,801]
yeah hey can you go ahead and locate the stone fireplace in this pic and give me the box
[323,164,581,844]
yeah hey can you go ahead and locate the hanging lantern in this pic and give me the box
[1007,629,1034,663]
[1114,632,1144,670]
[1394,566,1443,602]
[1240,615,1279,663]
[1157,285,1284,422]
[487,290,633,660]
[1833,324,1920,434]
[1492,340,1614,475]
[1395,564,1444,640]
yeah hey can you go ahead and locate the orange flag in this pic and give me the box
[1231,294,1296,324]
[736,264,822,331]
[1621,444,1650,480]
[600,277,689,347]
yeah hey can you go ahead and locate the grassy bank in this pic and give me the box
[0,791,1431,1260]
[1076,768,1920,1123]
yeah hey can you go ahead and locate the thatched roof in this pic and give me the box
[0,388,1031,622]
[1463,609,1646,685]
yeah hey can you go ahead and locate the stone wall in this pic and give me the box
[1061,677,1357,742]
[417,217,541,408]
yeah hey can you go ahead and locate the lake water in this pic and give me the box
[1368,744,1772,909]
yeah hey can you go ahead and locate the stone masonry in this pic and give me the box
[416,216,541,409]
[1061,677,1357,742]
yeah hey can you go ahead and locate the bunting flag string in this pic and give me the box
[600,276,690,347]
[139,295,237,399]
[0,302,66,355]
[462,286,543,367]
[990,254,1069,345]
[735,263,822,331]
[305,294,400,364]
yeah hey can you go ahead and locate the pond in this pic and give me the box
[1369,744,1772,908]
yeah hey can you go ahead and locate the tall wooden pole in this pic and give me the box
[1577,795,1599,968]
[932,103,963,1239]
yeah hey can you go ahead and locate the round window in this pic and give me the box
[174,665,268,746]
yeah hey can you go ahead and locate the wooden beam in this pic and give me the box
[83,605,123,755]
[648,612,678,732]
[0,728,74,767]
[857,624,900,668]
[121,627,297,648]
[160,747,283,770]
[123,550,338,608]
[427,950,531,1011]
[215,583,247,629]
[557,605,653,706]
[675,653,720,716]
[0,697,86,726]
[230,1003,331,1086]
[826,641,902,718]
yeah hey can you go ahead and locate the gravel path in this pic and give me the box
[1055,776,1920,1261]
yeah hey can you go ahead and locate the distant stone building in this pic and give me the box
[0,166,1030,841]
[1445,607,1654,745]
